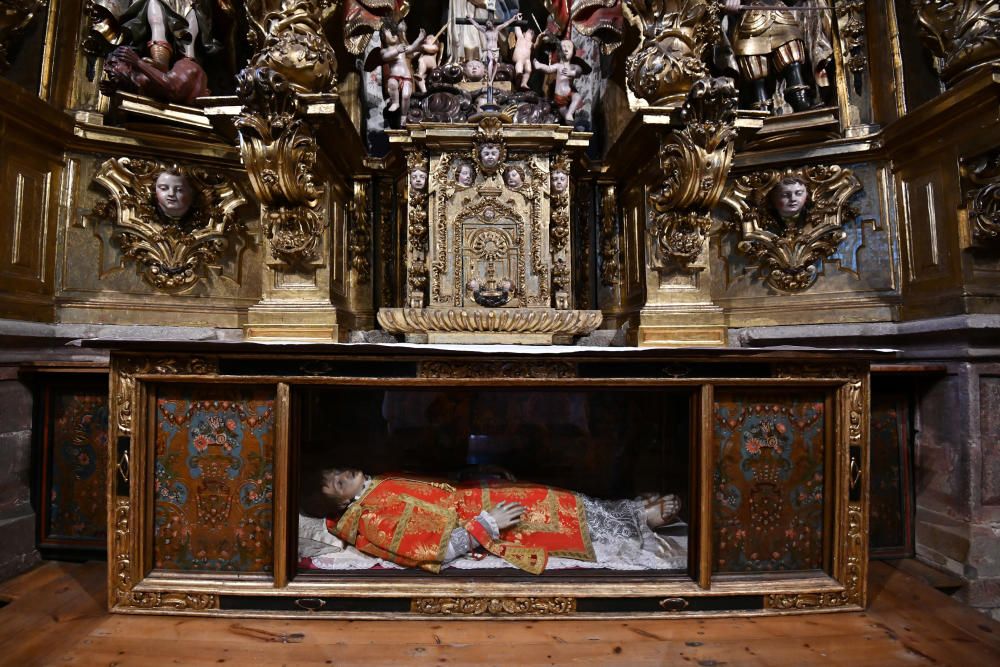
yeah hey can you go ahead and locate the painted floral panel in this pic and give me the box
[713,393,826,573]
[154,387,275,573]
[45,389,109,543]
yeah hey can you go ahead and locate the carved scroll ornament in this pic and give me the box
[235,67,326,265]
[912,0,1000,84]
[245,0,339,93]
[721,165,861,293]
[91,158,247,291]
[649,76,738,272]
[621,0,721,107]
[963,152,1000,244]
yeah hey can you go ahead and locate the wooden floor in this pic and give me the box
[0,561,997,666]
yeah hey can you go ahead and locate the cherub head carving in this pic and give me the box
[464,59,486,81]
[154,169,195,219]
[456,161,476,187]
[769,177,809,220]
[409,166,428,191]
[479,143,502,170]
[551,169,569,194]
[504,165,524,190]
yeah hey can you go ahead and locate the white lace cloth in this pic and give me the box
[302,495,687,572]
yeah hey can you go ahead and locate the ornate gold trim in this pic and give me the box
[377,307,602,335]
[721,165,862,293]
[349,178,372,283]
[765,592,849,610]
[599,184,621,286]
[418,360,577,379]
[410,597,576,616]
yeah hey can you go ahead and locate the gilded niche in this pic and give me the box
[91,158,248,291]
[912,0,1000,85]
[721,165,861,293]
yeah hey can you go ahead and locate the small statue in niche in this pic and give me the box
[503,165,525,190]
[719,0,834,113]
[551,167,569,194]
[456,161,477,187]
[301,468,683,574]
[534,40,588,124]
[371,22,427,117]
[154,168,196,219]
[409,164,429,192]
[102,44,210,104]
[414,32,442,95]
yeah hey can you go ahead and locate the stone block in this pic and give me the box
[0,380,32,433]
[0,430,32,513]
[916,519,970,564]
[962,577,1000,608]
[967,523,1000,578]
[981,374,1000,506]
[0,513,39,583]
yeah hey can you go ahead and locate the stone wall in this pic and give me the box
[0,366,39,581]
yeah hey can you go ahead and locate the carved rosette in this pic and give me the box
[621,0,721,107]
[91,159,247,292]
[411,597,576,616]
[649,76,738,272]
[912,0,1000,84]
[349,179,372,283]
[0,0,45,71]
[235,67,326,265]
[721,165,862,293]
[962,153,1000,244]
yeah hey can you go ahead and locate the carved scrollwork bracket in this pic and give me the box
[912,0,1000,85]
[649,76,738,273]
[962,152,1000,245]
[91,158,247,292]
[621,0,721,108]
[721,165,861,293]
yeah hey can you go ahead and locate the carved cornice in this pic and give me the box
[418,360,577,379]
[377,307,603,336]
[411,597,576,615]
[912,0,1000,85]
[721,165,861,293]
[621,0,721,108]
[91,158,247,292]
[649,76,738,272]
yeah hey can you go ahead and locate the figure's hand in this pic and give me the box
[121,48,140,64]
[487,501,524,530]
[724,0,741,13]
[515,12,523,22]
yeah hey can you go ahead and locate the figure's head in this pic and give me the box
[154,169,194,219]
[464,59,485,81]
[770,178,809,218]
[551,169,568,194]
[457,162,476,186]
[423,34,437,47]
[559,39,574,61]
[410,166,428,191]
[320,468,366,508]
[479,143,501,169]
[504,165,524,189]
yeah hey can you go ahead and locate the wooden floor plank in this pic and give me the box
[0,560,997,667]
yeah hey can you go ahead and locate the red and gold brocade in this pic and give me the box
[328,476,595,574]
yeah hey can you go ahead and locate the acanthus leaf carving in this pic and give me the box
[912,0,1000,85]
[962,151,1000,244]
[349,179,372,283]
[91,158,248,292]
[721,165,861,293]
[649,76,738,272]
[621,0,721,108]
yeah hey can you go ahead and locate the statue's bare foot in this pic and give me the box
[642,494,681,529]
